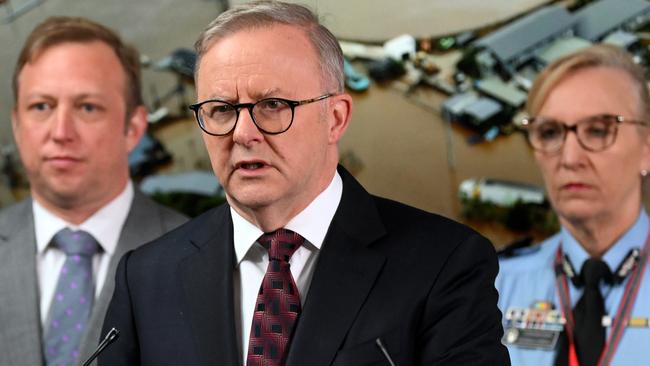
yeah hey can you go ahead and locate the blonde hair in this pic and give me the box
[527,44,649,120]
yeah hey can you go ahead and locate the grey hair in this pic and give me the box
[194,0,344,93]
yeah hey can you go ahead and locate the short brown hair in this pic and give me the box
[12,16,143,116]
[527,44,650,120]
[194,0,344,93]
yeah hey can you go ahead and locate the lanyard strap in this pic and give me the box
[553,230,650,366]
[599,232,650,365]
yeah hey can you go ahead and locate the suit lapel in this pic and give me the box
[285,167,387,366]
[0,200,45,366]
[179,205,240,366]
[79,190,171,363]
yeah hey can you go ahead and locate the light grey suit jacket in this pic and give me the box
[0,189,187,366]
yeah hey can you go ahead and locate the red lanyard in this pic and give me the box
[553,230,650,366]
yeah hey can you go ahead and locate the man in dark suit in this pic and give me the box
[0,17,186,366]
[101,2,509,365]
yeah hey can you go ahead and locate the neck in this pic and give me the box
[35,200,100,225]
[233,204,299,233]
[561,206,641,258]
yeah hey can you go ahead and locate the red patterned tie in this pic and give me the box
[247,229,304,366]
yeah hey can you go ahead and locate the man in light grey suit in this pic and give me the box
[0,17,186,366]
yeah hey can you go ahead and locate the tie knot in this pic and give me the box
[52,228,100,257]
[580,258,612,288]
[258,228,304,262]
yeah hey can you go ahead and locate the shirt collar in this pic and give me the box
[232,171,343,265]
[561,208,649,272]
[33,181,134,256]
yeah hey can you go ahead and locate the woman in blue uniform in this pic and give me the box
[497,45,650,366]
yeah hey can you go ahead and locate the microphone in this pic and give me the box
[375,338,396,366]
[81,327,120,366]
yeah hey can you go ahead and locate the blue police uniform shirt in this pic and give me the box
[496,209,650,366]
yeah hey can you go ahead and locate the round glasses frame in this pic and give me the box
[519,114,648,153]
[189,93,334,136]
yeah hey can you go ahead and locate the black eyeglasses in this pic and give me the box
[189,93,334,136]
[520,114,647,153]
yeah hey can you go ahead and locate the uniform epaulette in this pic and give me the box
[497,236,541,258]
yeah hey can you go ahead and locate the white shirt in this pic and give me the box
[232,172,343,364]
[34,181,134,326]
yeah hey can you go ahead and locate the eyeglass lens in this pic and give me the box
[528,115,618,152]
[198,98,293,135]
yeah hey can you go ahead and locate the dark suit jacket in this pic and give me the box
[0,189,187,366]
[101,168,510,365]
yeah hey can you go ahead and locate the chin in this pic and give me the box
[555,202,604,224]
[35,177,75,194]
[228,189,276,211]
[39,190,85,210]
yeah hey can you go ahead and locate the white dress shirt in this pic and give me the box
[232,172,343,364]
[34,181,134,327]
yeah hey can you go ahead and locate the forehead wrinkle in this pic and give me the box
[205,69,289,102]
[199,27,314,103]
[232,61,287,97]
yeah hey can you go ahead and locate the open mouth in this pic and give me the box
[238,161,266,170]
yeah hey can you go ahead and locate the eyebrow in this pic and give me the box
[539,113,619,122]
[23,92,106,101]
[204,87,289,103]
[75,93,105,99]
[22,93,55,101]
[254,88,284,100]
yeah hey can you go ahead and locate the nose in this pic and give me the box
[51,105,77,143]
[232,107,263,146]
[559,129,587,168]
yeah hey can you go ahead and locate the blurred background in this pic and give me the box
[3,0,649,248]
